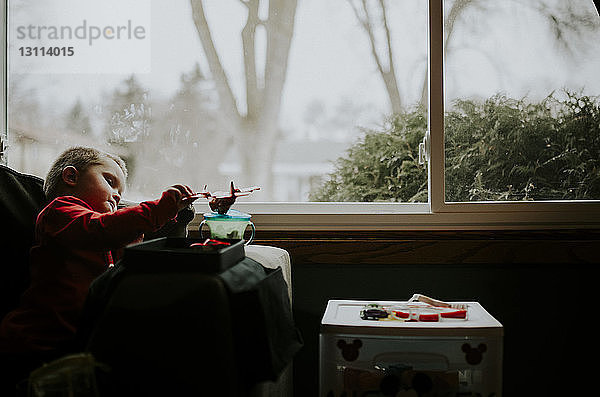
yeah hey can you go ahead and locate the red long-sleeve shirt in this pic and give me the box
[0,193,180,353]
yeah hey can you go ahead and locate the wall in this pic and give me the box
[254,230,600,396]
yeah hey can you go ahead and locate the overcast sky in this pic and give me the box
[9,0,404,135]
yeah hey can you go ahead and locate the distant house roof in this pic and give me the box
[219,139,352,175]
[274,140,351,164]
[9,123,129,157]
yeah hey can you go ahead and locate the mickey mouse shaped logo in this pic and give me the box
[337,339,363,362]
[462,343,487,365]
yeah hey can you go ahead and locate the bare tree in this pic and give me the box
[190,0,297,199]
[348,0,599,113]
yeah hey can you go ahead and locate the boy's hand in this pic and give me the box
[165,184,198,211]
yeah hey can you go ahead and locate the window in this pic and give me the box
[2,0,599,230]
[443,0,600,203]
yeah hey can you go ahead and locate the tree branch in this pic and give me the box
[261,0,297,124]
[378,0,402,112]
[242,0,261,118]
[349,0,402,112]
[190,0,241,124]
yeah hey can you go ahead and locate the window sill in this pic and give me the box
[186,227,600,265]
[189,202,600,231]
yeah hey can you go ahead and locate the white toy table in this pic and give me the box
[320,299,503,397]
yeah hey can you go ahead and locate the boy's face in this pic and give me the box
[66,157,126,213]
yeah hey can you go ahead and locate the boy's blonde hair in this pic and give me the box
[44,146,128,199]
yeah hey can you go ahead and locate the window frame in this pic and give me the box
[2,0,599,231]
[1,0,6,164]
[428,0,600,222]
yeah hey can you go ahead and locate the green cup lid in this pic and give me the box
[203,209,251,220]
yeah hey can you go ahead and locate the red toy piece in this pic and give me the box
[189,239,231,247]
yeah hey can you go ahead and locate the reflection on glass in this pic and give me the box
[6,0,427,203]
[444,0,600,201]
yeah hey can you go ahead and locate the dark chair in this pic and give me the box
[0,165,47,396]
[0,164,47,323]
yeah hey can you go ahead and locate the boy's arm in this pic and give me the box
[143,204,196,240]
[39,191,181,250]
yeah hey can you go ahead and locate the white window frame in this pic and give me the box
[2,0,599,231]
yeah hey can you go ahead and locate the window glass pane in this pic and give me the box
[444,0,600,202]
[6,0,427,204]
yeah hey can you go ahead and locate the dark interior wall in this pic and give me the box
[254,230,600,396]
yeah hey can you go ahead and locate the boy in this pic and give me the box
[0,146,197,357]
